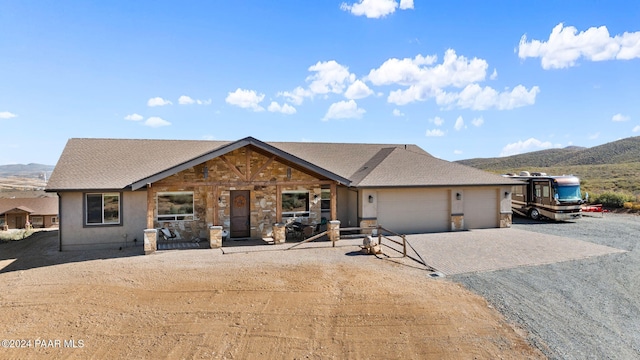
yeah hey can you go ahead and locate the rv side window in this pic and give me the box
[535,185,541,197]
[543,185,550,197]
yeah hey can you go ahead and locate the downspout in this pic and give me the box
[57,192,62,252]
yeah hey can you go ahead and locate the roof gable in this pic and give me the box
[130,137,351,190]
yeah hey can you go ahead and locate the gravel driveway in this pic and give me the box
[452,213,640,360]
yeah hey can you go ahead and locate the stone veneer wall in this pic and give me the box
[150,147,324,240]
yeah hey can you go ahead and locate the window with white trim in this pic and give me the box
[31,216,44,227]
[282,191,310,217]
[85,193,121,225]
[157,192,194,221]
[51,216,59,224]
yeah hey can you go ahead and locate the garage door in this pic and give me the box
[377,189,449,234]
[463,188,498,229]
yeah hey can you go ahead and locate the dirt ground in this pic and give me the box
[0,232,544,359]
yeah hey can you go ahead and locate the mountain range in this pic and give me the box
[457,136,640,170]
[0,163,55,178]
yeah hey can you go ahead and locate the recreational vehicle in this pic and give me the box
[506,171,583,221]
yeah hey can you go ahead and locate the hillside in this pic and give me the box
[457,136,640,196]
[0,163,54,178]
[458,136,640,170]
[0,163,54,192]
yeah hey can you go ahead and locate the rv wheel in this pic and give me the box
[529,208,541,220]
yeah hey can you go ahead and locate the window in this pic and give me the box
[157,192,194,221]
[51,216,59,224]
[282,191,309,217]
[542,185,550,198]
[320,189,331,211]
[31,216,44,228]
[85,193,121,225]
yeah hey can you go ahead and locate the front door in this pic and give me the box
[230,190,250,238]
[15,215,25,229]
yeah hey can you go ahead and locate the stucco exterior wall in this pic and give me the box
[59,191,147,251]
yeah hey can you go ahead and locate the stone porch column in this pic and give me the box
[328,220,340,242]
[273,223,286,244]
[209,225,223,248]
[143,229,157,255]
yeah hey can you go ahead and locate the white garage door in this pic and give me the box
[377,189,449,234]
[463,188,498,229]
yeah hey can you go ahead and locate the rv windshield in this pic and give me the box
[556,185,582,201]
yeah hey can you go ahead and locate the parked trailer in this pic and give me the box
[505,171,583,221]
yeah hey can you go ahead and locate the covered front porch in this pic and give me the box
[138,139,347,254]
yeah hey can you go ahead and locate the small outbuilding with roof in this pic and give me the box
[45,136,522,251]
[0,197,59,230]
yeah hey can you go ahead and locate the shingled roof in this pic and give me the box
[0,197,58,216]
[46,137,520,191]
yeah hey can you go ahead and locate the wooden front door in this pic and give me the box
[15,215,25,229]
[230,190,250,238]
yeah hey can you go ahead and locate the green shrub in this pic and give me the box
[590,192,636,208]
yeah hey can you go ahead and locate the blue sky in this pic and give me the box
[1,0,639,166]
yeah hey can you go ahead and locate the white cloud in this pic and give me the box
[431,116,444,126]
[307,60,354,95]
[588,132,600,140]
[345,80,374,99]
[202,135,216,140]
[267,101,297,115]
[145,117,171,128]
[147,97,173,107]
[471,116,484,127]
[322,100,365,121]
[454,116,465,131]
[179,95,212,105]
[369,50,534,109]
[633,125,640,132]
[500,138,556,156]
[225,88,265,112]
[124,113,143,121]
[436,84,540,110]
[179,95,195,105]
[453,149,463,155]
[340,0,413,19]
[279,61,356,105]
[399,0,414,10]
[0,111,17,119]
[392,109,404,117]
[426,129,445,137]
[278,86,311,106]
[368,52,463,87]
[612,113,630,122]
[519,23,640,69]
[490,69,498,80]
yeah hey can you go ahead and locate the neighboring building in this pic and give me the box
[45,137,522,251]
[0,197,59,230]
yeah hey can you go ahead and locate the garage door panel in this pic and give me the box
[464,189,498,229]
[377,189,449,234]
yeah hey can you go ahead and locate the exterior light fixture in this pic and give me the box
[504,191,510,198]
[368,195,374,203]
[203,166,209,179]
[456,192,461,200]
